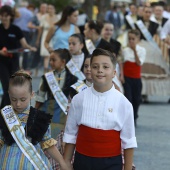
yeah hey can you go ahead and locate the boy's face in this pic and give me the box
[91,55,116,91]
[143,7,152,21]
[128,33,139,48]
[8,84,33,113]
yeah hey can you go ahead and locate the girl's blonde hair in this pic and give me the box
[9,70,32,93]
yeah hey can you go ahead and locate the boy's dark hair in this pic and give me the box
[9,70,32,93]
[88,20,103,35]
[53,48,72,64]
[0,5,15,23]
[91,48,117,68]
[70,33,84,44]
[128,29,141,38]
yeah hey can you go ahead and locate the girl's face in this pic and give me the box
[102,23,114,40]
[9,84,33,113]
[91,55,116,92]
[69,36,83,55]
[50,52,65,71]
[83,58,92,81]
[128,33,139,47]
[68,10,79,24]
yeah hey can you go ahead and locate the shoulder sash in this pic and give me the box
[45,71,68,115]
[1,105,48,170]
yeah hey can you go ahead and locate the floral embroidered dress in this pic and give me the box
[0,108,56,170]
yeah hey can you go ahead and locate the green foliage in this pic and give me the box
[29,0,73,12]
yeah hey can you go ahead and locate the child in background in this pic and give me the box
[35,49,77,170]
[63,48,137,170]
[83,55,93,87]
[122,29,146,127]
[69,55,92,99]
[68,33,86,70]
[0,70,69,170]
[35,48,77,139]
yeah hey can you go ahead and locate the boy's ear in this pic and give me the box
[81,43,84,49]
[31,91,34,98]
[112,70,116,78]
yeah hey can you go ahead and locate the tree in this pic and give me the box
[28,0,72,12]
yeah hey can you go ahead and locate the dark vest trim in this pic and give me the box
[0,107,52,145]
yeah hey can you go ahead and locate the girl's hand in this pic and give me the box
[60,161,73,170]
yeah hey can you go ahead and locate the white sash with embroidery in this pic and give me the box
[45,72,68,115]
[71,80,88,93]
[85,39,96,54]
[125,15,136,29]
[1,105,48,170]
[136,20,159,48]
[66,59,86,81]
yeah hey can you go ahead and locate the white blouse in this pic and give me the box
[123,45,146,65]
[63,85,137,149]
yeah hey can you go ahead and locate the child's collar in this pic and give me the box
[54,68,65,74]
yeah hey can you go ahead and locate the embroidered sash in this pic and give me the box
[71,80,88,93]
[66,59,85,81]
[135,20,159,48]
[85,39,96,54]
[45,71,68,115]
[125,15,136,29]
[1,105,48,170]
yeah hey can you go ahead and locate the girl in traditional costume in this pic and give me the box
[0,70,69,170]
[35,49,77,169]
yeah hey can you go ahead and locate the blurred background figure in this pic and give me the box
[0,5,36,108]
[44,6,80,54]
[36,3,47,21]
[76,8,89,35]
[37,4,58,73]
[13,1,33,70]
[105,5,122,39]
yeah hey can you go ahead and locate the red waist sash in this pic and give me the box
[76,125,121,157]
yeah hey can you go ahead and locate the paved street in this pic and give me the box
[1,69,170,170]
[134,101,170,170]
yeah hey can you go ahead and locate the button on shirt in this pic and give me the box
[63,85,137,149]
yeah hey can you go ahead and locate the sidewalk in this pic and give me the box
[134,100,170,170]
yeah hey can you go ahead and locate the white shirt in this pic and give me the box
[160,19,170,40]
[63,85,137,149]
[123,45,146,65]
[72,53,84,70]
